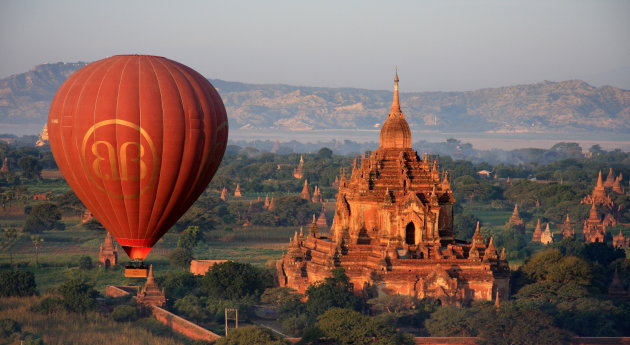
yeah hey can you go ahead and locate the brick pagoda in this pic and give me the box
[277,73,510,306]
[99,232,118,267]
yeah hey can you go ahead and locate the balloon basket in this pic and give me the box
[124,263,149,277]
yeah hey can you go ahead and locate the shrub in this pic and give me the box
[111,305,139,322]
[30,296,65,314]
[0,270,38,297]
[77,256,93,270]
[0,318,21,338]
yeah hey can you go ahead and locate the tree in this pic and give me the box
[0,318,21,338]
[0,270,38,297]
[18,156,42,179]
[214,325,290,345]
[177,226,202,250]
[111,305,139,322]
[57,277,99,313]
[305,268,363,318]
[24,203,64,233]
[474,306,572,345]
[77,255,93,270]
[424,306,476,336]
[168,247,194,270]
[317,147,333,160]
[261,287,302,306]
[200,261,273,300]
[453,214,481,240]
[310,308,413,345]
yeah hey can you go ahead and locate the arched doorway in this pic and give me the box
[405,222,415,245]
[104,259,111,268]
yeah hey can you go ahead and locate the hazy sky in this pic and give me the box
[1,0,628,91]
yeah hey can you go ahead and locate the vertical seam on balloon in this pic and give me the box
[144,57,165,245]
[62,61,115,232]
[136,57,142,246]
[168,63,211,204]
[115,57,133,242]
[153,57,188,237]
[87,59,122,233]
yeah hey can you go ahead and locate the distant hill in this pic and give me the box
[1,62,629,133]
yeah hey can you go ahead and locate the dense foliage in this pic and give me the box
[0,269,38,297]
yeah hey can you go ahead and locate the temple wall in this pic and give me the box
[151,305,221,342]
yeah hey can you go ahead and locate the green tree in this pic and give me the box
[168,247,194,270]
[57,277,99,313]
[18,156,42,179]
[24,203,64,233]
[214,325,289,345]
[0,318,21,338]
[111,305,139,322]
[424,305,476,336]
[305,268,363,318]
[0,270,38,297]
[30,235,44,266]
[261,287,302,306]
[200,261,273,300]
[177,226,202,250]
[453,214,481,240]
[77,255,93,270]
[310,308,413,345]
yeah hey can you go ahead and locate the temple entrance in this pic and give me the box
[405,222,415,245]
[104,259,111,268]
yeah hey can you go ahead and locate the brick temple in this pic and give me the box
[277,73,510,306]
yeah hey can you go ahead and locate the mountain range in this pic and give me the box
[1,62,629,134]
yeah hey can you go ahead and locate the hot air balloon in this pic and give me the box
[47,55,228,277]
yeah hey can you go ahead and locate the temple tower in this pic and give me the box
[531,219,543,243]
[540,223,554,244]
[301,180,311,201]
[560,214,574,239]
[583,203,606,243]
[137,265,166,307]
[506,204,525,233]
[277,72,510,305]
[234,184,242,197]
[604,168,615,188]
[612,229,629,248]
[293,156,305,179]
[99,232,118,267]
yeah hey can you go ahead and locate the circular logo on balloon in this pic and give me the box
[81,120,158,199]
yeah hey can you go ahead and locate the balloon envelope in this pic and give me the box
[48,55,228,260]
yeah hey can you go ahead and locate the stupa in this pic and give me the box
[276,73,510,306]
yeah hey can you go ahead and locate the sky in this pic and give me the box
[1,0,629,91]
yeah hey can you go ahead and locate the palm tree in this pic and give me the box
[30,235,44,267]
[3,228,18,267]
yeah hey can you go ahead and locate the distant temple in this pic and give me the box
[604,168,615,188]
[277,73,510,306]
[506,204,525,233]
[99,232,118,267]
[81,209,94,223]
[220,187,228,201]
[136,265,166,307]
[612,173,624,195]
[581,170,614,209]
[0,157,9,173]
[612,229,629,248]
[312,185,323,203]
[300,180,311,201]
[583,203,606,243]
[35,124,48,147]
[234,184,242,197]
[316,208,328,230]
[531,219,543,243]
[608,269,627,297]
[560,214,574,239]
[540,223,554,245]
[293,156,305,179]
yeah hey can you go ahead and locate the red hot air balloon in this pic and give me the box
[47,55,228,276]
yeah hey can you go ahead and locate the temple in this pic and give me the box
[99,232,118,267]
[583,203,606,243]
[540,223,553,244]
[560,214,574,239]
[531,219,543,243]
[506,204,525,233]
[277,73,510,306]
[293,156,305,179]
[137,265,166,307]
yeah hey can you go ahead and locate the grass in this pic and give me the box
[0,296,188,345]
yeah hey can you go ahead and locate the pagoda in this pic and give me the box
[99,232,118,267]
[316,208,328,230]
[612,229,629,248]
[560,214,574,239]
[604,168,615,188]
[312,186,323,203]
[301,180,311,200]
[276,73,510,306]
[220,187,228,201]
[506,204,525,233]
[531,219,543,243]
[136,265,166,307]
[0,157,9,173]
[583,203,606,243]
[234,184,242,197]
[612,174,624,195]
[608,269,627,297]
[540,223,553,244]
[293,156,305,179]
[581,171,614,208]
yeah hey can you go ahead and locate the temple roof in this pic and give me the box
[379,72,412,149]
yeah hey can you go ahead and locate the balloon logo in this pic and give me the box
[48,55,228,262]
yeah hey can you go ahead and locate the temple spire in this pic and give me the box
[391,68,401,113]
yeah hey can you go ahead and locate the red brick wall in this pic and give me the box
[150,306,221,342]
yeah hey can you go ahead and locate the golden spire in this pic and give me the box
[391,68,401,114]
